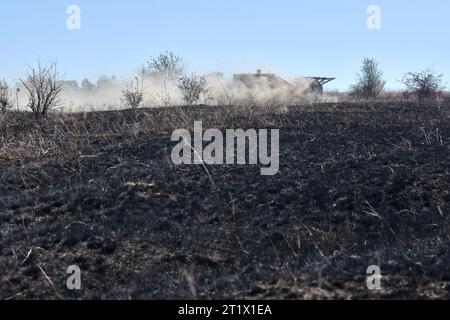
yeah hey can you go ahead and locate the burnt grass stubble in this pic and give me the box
[0,101,450,300]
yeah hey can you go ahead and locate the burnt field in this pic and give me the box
[1,101,450,300]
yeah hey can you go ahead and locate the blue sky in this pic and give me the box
[0,0,448,90]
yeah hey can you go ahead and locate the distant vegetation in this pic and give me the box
[178,73,210,106]
[0,79,11,113]
[122,77,144,109]
[20,60,62,116]
[350,58,386,99]
[0,53,448,117]
[402,69,446,102]
[142,51,186,81]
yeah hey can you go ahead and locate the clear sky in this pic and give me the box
[0,0,448,90]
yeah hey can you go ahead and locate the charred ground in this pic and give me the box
[1,101,450,299]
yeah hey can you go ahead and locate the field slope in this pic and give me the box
[1,101,450,299]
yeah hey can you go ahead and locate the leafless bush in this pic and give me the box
[402,69,446,102]
[350,58,386,99]
[0,79,11,113]
[178,73,210,106]
[20,61,63,116]
[145,51,186,81]
[122,77,144,109]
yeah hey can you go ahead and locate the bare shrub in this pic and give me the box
[402,69,446,102]
[0,79,11,113]
[139,51,186,107]
[350,58,386,99]
[20,61,63,116]
[178,73,210,106]
[145,51,185,81]
[122,77,144,109]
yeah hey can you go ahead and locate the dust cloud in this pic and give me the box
[11,70,334,112]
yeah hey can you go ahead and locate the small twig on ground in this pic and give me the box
[36,264,62,300]
[363,201,423,268]
[181,136,219,193]
[3,290,30,301]
[181,269,198,299]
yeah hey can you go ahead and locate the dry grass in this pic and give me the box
[1,100,450,299]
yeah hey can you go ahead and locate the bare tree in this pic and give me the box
[122,77,144,109]
[350,58,386,99]
[178,73,210,106]
[146,51,186,81]
[402,69,446,102]
[20,60,63,116]
[0,79,11,113]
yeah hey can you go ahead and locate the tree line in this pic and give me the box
[0,52,447,116]
[350,57,446,101]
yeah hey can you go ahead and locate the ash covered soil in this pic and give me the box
[1,102,450,300]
